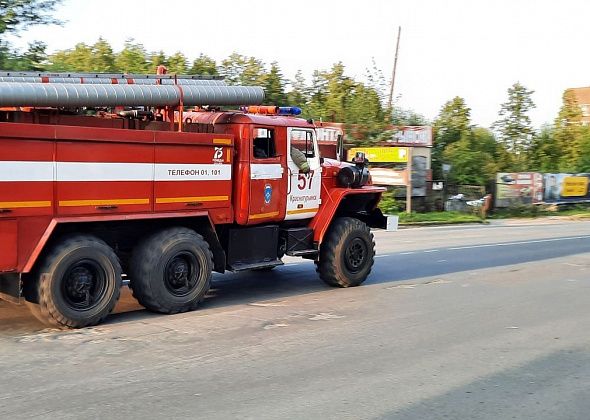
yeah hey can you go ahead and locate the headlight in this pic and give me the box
[337,166,370,188]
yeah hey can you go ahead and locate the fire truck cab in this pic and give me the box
[0,72,389,328]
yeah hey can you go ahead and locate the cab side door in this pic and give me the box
[248,126,284,223]
[285,127,321,220]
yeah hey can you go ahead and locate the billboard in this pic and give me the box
[385,126,432,147]
[495,172,544,207]
[544,173,590,203]
[347,147,409,163]
[368,168,408,186]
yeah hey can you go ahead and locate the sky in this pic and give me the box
[8,0,590,128]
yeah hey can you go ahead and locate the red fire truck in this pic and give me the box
[0,71,388,328]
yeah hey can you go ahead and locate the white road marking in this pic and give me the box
[375,254,391,258]
[423,249,439,253]
[447,235,590,251]
[399,251,415,255]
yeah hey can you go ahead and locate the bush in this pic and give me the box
[378,191,401,214]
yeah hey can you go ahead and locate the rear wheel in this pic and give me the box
[27,235,122,328]
[317,217,375,287]
[129,227,212,314]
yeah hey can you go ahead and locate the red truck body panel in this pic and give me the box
[0,121,234,273]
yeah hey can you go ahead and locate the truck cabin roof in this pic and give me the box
[183,111,315,129]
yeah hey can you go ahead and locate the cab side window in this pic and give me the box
[290,129,315,158]
[253,128,276,159]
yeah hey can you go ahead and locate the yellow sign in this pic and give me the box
[347,147,409,163]
[562,176,589,197]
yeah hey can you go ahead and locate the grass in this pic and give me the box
[489,203,590,219]
[396,211,484,226]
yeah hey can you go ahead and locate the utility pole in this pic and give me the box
[387,26,402,110]
[406,147,412,214]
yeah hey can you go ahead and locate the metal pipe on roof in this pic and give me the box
[0,76,227,86]
[0,82,264,107]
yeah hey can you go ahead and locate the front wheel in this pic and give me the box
[317,217,375,288]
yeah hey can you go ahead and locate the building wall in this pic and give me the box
[570,87,590,126]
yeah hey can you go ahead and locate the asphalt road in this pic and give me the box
[1,219,589,419]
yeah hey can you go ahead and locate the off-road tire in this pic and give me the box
[317,217,375,288]
[33,235,122,328]
[129,227,212,314]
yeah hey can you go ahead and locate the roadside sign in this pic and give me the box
[347,147,409,163]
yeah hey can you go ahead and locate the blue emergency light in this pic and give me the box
[277,107,302,116]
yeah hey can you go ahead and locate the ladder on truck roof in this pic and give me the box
[0,71,224,81]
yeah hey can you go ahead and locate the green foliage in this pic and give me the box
[378,191,401,214]
[554,89,584,171]
[0,0,62,35]
[7,40,47,70]
[442,128,499,186]
[432,97,471,178]
[492,82,536,170]
[0,0,60,71]
[287,70,308,106]
[90,38,115,72]
[166,52,188,74]
[189,54,218,76]
[114,40,149,73]
[391,108,428,126]
[398,211,482,225]
[528,125,560,172]
[261,62,286,105]
[578,130,590,172]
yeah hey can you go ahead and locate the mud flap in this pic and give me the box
[0,273,21,303]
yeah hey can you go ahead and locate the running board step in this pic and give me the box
[230,260,284,272]
[286,249,318,257]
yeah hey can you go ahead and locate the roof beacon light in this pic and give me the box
[240,105,302,116]
[240,105,278,115]
[278,106,302,116]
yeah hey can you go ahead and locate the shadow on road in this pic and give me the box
[2,235,589,333]
[383,348,590,420]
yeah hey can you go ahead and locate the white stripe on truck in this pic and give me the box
[0,161,232,182]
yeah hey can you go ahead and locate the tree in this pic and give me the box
[443,129,499,186]
[48,42,93,71]
[167,51,188,74]
[90,38,115,72]
[11,40,47,70]
[262,61,286,105]
[492,82,536,170]
[0,0,61,70]
[344,82,388,143]
[115,39,149,73]
[189,54,218,76]
[432,97,471,178]
[219,53,244,84]
[578,128,590,172]
[0,0,62,36]
[528,126,560,172]
[391,108,428,126]
[554,89,584,171]
[148,50,168,69]
[287,70,308,106]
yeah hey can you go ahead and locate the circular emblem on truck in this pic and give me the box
[264,184,272,204]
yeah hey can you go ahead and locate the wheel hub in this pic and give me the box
[62,259,107,310]
[344,238,367,273]
[164,253,199,297]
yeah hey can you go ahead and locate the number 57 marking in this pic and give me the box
[297,170,315,190]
